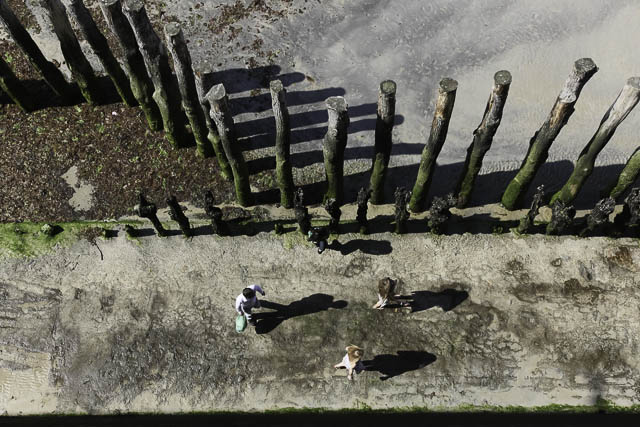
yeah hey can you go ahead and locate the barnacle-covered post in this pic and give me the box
[323,96,349,205]
[455,71,511,208]
[369,80,397,204]
[546,200,576,235]
[100,0,161,130]
[409,78,458,212]
[394,187,411,234]
[428,193,457,234]
[551,77,640,206]
[205,83,252,206]
[515,185,545,235]
[67,0,136,105]
[294,188,311,235]
[501,58,598,210]
[579,197,615,237]
[203,190,226,236]
[356,187,372,234]
[324,198,341,234]
[133,193,166,237]
[167,196,192,237]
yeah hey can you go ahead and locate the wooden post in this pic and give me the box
[0,1,74,99]
[394,187,411,234]
[322,96,349,205]
[515,185,545,234]
[455,71,512,208]
[579,197,615,237]
[205,83,252,206]
[133,193,166,237]
[551,77,640,206]
[66,0,136,106]
[0,56,35,112]
[409,78,458,213]
[41,0,101,104]
[270,79,295,208]
[122,0,190,147]
[606,147,640,201]
[545,200,575,236]
[501,58,598,210]
[99,0,161,130]
[194,72,232,180]
[370,79,397,204]
[164,23,213,157]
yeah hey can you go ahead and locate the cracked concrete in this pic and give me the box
[0,231,639,414]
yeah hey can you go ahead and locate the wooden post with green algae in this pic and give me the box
[501,58,598,210]
[0,0,75,100]
[270,79,295,208]
[122,0,190,147]
[67,0,136,106]
[194,72,232,181]
[606,147,640,201]
[322,96,350,206]
[42,0,101,104]
[164,23,214,158]
[99,0,161,131]
[409,77,458,213]
[205,83,252,207]
[455,70,512,208]
[551,77,640,206]
[369,79,397,204]
[0,56,34,112]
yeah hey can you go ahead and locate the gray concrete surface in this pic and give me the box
[1,230,639,414]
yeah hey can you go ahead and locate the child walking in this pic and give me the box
[235,284,266,326]
[334,345,365,380]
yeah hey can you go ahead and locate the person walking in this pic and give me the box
[334,345,365,380]
[372,277,409,309]
[235,284,266,326]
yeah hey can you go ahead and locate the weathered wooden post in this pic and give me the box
[164,23,214,157]
[614,187,640,233]
[270,79,295,208]
[41,0,101,104]
[428,193,457,234]
[205,83,252,206]
[66,0,136,106]
[99,0,161,130]
[194,72,232,180]
[370,80,397,204]
[606,147,640,201]
[0,0,74,99]
[409,78,458,212]
[551,77,640,206]
[0,56,34,112]
[501,58,598,210]
[515,185,545,234]
[122,0,190,147]
[324,198,341,234]
[455,71,512,208]
[323,96,349,205]
[166,195,192,237]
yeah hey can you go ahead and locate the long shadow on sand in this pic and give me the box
[363,350,437,381]
[399,289,469,313]
[254,293,348,334]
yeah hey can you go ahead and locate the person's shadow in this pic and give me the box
[397,289,469,313]
[329,239,392,255]
[362,351,436,381]
[254,293,348,334]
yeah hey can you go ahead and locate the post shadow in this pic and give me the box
[253,293,348,334]
[362,350,436,381]
[398,288,469,313]
[328,239,392,256]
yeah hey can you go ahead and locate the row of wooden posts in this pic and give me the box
[1,1,640,215]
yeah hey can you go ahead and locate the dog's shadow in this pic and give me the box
[396,289,469,313]
[254,293,348,334]
[363,350,436,381]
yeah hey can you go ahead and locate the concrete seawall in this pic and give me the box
[0,231,639,414]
